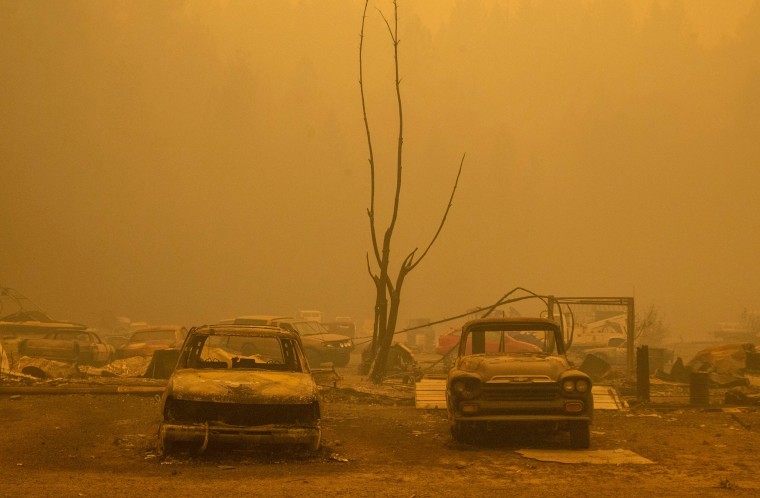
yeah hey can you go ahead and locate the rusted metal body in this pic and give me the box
[115,325,187,360]
[159,324,321,453]
[0,320,88,362]
[232,315,354,367]
[19,330,115,366]
[446,317,593,449]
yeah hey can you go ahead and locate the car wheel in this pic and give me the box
[333,353,350,368]
[569,420,590,449]
[157,426,174,456]
[307,429,322,452]
[304,349,322,367]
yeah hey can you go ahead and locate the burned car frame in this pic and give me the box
[19,329,115,366]
[159,324,321,454]
[446,317,593,448]
[232,316,354,367]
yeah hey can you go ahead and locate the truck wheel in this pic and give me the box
[451,421,469,443]
[569,420,590,449]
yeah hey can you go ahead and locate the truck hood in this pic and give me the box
[458,354,570,381]
[167,369,319,404]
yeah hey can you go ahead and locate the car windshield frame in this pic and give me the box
[178,331,308,373]
[51,331,97,342]
[460,322,565,356]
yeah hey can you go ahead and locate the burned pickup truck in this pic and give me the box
[447,317,593,448]
[159,324,321,454]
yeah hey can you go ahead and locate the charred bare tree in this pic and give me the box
[359,0,464,383]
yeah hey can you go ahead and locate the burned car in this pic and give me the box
[159,324,321,453]
[1,320,88,360]
[19,329,115,366]
[447,317,593,449]
[232,316,354,367]
[115,325,187,359]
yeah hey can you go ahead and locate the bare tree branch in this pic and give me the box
[378,0,403,240]
[360,0,381,267]
[406,153,465,273]
[365,252,379,282]
[378,9,395,42]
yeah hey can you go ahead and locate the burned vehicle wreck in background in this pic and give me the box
[159,324,321,454]
[18,329,115,366]
[447,317,593,449]
[115,325,187,360]
[232,316,354,367]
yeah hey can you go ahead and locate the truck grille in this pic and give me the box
[482,383,560,402]
[166,399,319,426]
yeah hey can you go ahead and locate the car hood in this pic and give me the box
[120,340,174,350]
[301,333,350,344]
[167,369,319,404]
[458,354,570,381]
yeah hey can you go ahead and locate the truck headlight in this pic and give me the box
[562,378,591,393]
[452,378,480,400]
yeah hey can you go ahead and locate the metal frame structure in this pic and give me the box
[547,296,635,376]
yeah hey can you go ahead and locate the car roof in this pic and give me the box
[462,317,561,331]
[234,315,291,321]
[0,321,88,330]
[193,324,298,339]
[131,325,184,332]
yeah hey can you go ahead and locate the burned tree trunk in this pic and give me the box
[359,0,463,384]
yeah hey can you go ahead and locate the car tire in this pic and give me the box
[157,426,174,456]
[305,349,322,367]
[569,420,590,449]
[307,429,322,452]
[333,353,350,368]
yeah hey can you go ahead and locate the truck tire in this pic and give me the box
[569,420,590,449]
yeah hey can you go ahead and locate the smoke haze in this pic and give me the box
[1,0,758,338]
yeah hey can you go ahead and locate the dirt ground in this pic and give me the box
[2,356,760,497]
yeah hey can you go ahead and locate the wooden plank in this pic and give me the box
[592,385,623,410]
[415,377,447,409]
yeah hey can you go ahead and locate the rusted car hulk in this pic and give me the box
[446,317,593,449]
[19,329,115,366]
[115,325,187,360]
[159,324,321,454]
[232,316,354,367]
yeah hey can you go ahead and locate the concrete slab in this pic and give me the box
[517,448,654,465]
